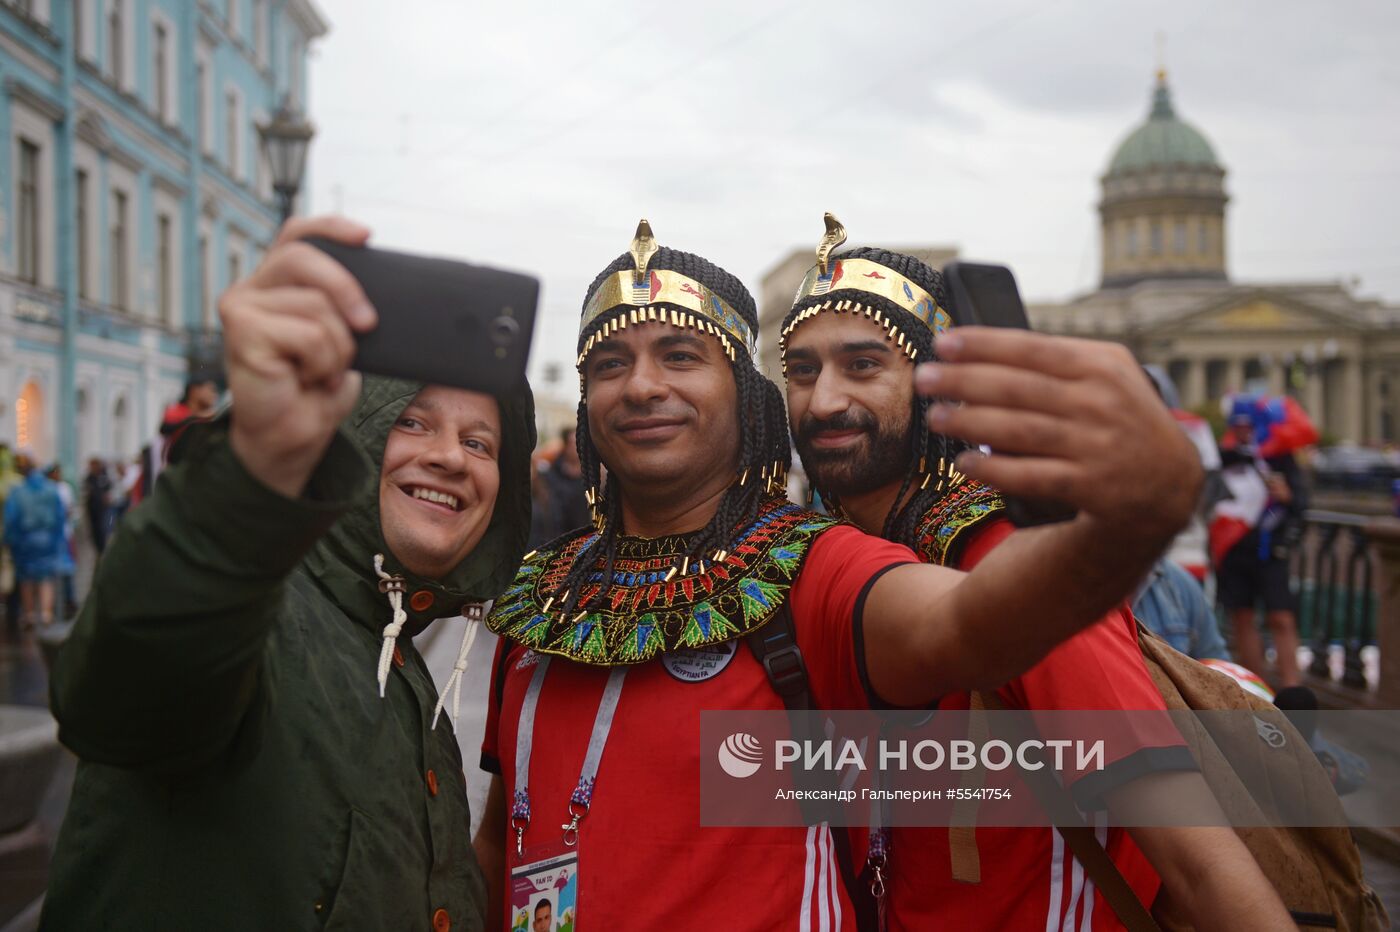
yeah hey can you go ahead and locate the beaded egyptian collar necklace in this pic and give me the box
[487,499,839,666]
[914,479,1007,567]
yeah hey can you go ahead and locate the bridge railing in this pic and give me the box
[1292,510,1378,692]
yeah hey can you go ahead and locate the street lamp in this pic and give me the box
[257,97,315,225]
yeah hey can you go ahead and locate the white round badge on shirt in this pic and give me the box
[661,641,738,683]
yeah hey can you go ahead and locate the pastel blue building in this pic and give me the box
[0,0,328,470]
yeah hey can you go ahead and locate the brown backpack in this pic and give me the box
[1135,625,1388,931]
[959,624,1389,931]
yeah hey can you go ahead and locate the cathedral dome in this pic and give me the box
[1098,69,1228,288]
[1107,73,1220,175]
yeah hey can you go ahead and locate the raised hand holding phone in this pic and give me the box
[221,215,378,499]
[939,261,1078,526]
[914,326,1201,545]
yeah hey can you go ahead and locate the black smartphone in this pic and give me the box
[303,237,539,394]
[940,260,1077,527]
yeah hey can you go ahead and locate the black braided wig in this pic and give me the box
[551,246,792,617]
[779,246,978,550]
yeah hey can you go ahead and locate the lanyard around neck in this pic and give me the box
[511,655,627,854]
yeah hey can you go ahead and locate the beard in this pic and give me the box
[794,407,914,497]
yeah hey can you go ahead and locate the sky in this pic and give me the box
[306,0,1400,396]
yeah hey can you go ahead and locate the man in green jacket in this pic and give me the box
[43,216,534,931]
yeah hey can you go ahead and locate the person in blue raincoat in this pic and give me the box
[2,451,65,628]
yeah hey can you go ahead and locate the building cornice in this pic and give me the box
[198,174,276,236]
[152,173,187,199]
[287,0,331,39]
[3,76,64,121]
[72,86,189,176]
[73,109,147,172]
[0,26,60,83]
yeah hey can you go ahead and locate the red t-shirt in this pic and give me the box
[482,525,913,931]
[881,518,1192,932]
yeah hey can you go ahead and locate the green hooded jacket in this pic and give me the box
[42,377,535,932]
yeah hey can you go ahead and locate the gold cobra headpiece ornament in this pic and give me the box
[577,219,757,366]
[779,211,953,374]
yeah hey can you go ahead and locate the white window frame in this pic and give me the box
[224,83,244,179]
[225,228,248,294]
[252,107,271,200]
[150,11,179,126]
[196,43,214,155]
[198,219,214,329]
[227,0,241,41]
[106,163,136,312]
[287,36,304,108]
[73,141,101,301]
[153,188,182,328]
[106,0,136,93]
[252,0,268,66]
[10,104,57,288]
[74,0,97,60]
[16,137,42,284]
[20,0,52,25]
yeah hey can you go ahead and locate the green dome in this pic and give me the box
[1107,76,1219,175]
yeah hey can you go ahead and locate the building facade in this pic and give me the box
[0,0,328,469]
[1028,70,1400,445]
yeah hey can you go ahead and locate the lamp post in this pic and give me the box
[256,97,315,226]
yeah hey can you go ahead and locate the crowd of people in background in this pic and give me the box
[0,378,222,633]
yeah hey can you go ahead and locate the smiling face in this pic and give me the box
[581,318,740,494]
[784,311,915,496]
[378,385,502,580]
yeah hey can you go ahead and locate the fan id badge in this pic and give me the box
[510,840,578,932]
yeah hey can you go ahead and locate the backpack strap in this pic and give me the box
[978,691,1161,932]
[747,604,880,932]
[949,691,990,883]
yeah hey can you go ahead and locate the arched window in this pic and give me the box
[16,379,51,460]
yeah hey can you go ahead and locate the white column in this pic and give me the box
[1225,357,1246,396]
[1267,356,1287,396]
[1366,367,1385,444]
[1305,366,1325,430]
[1184,358,1207,409]
[1341,356,1364,444]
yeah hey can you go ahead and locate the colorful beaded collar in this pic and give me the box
[487,500,839,666]
[915,479,1007,567]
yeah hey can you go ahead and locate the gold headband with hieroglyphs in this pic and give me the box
[790,259,951,337]
[577,220,755,365]
[577,271,756,364]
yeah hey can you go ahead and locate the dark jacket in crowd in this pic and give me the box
[43,377,535,931]
[530,457,590,546]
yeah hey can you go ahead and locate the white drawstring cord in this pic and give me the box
[373,554,408,698]
[431,604,485,730]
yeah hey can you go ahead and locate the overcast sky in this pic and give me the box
[307,0,1400,393]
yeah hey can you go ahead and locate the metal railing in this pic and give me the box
[1293,510,1378,691]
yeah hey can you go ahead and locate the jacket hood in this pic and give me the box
[302,375,537,637]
